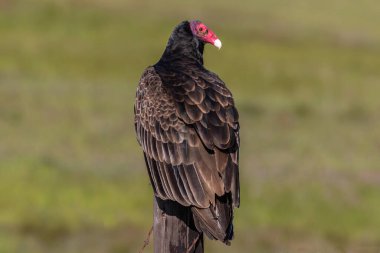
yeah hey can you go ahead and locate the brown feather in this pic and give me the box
[187,87,206,104]
[184,102,203,121]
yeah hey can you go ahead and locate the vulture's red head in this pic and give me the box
[189,20,222,49]
[159,20,222,65]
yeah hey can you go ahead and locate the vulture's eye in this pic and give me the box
[198,27,208,35]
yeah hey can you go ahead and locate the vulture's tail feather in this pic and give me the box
[191,193,234,245]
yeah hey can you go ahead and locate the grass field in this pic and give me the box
[1,0,380,252]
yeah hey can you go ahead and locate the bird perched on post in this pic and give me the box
[134,20,240,245]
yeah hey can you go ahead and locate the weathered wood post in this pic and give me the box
[154,197,204,253]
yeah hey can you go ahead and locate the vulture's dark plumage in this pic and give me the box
[134,20,240,244]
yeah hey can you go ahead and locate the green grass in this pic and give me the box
[1,0,380,252]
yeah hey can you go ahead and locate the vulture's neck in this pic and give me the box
[158,29,205,67]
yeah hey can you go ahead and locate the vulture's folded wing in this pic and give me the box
[134,66,239,208]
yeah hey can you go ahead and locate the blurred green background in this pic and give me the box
[1,0,380,252]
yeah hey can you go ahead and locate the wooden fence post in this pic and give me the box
[153,197,204,253]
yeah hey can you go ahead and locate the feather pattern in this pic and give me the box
[134,20,240,244]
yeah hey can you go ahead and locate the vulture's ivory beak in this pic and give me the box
[213,39,222,50]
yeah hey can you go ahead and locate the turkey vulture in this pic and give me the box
[134,20,240,245]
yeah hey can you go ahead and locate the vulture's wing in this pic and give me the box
[135,66,239,209]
